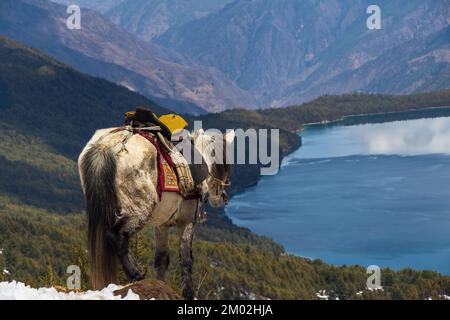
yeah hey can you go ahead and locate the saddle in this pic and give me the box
[123,107,208,198]
[125,107,172,140]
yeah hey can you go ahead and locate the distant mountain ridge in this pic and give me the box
[156,0,450,107]
[0,0,256,114]
[107,0,234,40]
[51,0,234,40]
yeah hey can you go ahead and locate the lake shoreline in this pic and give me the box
[303,105,450,127]
[226,109,450,275]
[230,105,450,199]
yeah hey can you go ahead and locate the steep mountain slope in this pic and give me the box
[344,27,450,94]
[157,0,450,107]
[0,0,255,113]
[0,36,169,159]
[107,0,234,41]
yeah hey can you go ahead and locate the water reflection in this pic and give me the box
[355,117,450,156]
[292,117,450,161]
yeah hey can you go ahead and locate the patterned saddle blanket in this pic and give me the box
[138,131,201,200]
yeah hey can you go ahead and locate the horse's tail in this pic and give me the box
[79,143,118,290]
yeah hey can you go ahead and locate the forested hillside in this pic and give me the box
[199,90,450,132]
[0,36,169,158]
[2,198,450,300]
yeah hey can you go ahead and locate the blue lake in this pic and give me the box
[226,112,450,274]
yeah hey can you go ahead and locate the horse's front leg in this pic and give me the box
[178,222,195,300]
[154,225,170,281]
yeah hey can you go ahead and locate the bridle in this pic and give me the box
[209,174,231,187]
[209,173,231,202]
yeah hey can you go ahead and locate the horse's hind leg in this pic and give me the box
[107,220,145,282]
[154,225,170,281]
[178,222,195,300]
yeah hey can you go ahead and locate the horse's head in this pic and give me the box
[193,129,235,208]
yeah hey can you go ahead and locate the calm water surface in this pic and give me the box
[226,112,450,274]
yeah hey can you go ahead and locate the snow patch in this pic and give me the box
[316,290,329,300]
[0,281,140,300]
[367,286,384,292]
[428,295,450,300]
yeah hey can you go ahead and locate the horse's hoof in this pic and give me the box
[183,290,195,300]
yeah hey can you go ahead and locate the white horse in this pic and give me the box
[78,127,234,299]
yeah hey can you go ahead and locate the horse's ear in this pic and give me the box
[225,130,235,145]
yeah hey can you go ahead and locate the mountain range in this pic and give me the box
[6,0,450,113]
[156,0,450,106]
[107,0,234,40]
[51,0,234,40]
[1,0,255,114]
